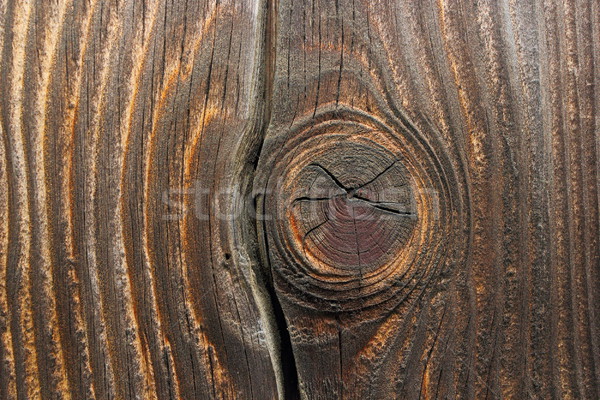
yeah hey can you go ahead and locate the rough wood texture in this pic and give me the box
[1,0,599,399]
[253,0,600,398]
[0,0,279,399]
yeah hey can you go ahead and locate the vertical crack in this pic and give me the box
[250,0,301,398]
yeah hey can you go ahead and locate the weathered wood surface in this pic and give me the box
[0,0,599,399]
[0,0,279,398]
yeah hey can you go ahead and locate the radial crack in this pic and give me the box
[308,163,352,191]
[354,160,400,190]
[292,193,345,205]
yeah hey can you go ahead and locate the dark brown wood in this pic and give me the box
[0,0,279,399]
[1,0,599,399]
[253,0,600,398]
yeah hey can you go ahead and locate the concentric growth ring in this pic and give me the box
[263,109,450,314]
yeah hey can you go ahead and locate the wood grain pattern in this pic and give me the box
[253,0,600,398]
[0,0,280,399]
[0,0,599,399]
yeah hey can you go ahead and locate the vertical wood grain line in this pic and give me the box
[1,1,40,398]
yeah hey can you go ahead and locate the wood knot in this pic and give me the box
[289,144,417,272]
[259,110,453,315]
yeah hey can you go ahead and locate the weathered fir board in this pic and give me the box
[0,0,598,399]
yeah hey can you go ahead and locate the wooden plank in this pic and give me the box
[253,0,600,398]
[0,0,279,399]
[0,0,599,399]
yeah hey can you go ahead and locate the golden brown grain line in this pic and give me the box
[472,1,528,396]
[73,2,128,397]
[0,0,5,49]
[560,1,587,394]
[95,1,161,398]
[117,1,164,398]
[581,0,600,390]
[479,1,528,397]
[132,1,281,397]
[374,3,463,396]
[577,0,600,392]
[536,1,564,396]
[83,1,153,396]
[24,1,72,397]
[52,2,101,397]
[507,1,557,396]
[0,6,15,397]
[408,2,473,396]
[562,0,598,396]
[543,0,580,396]
[139,1,214,395]
[437,1,501,397]
[0,122,17,400]
[2,1,41,398]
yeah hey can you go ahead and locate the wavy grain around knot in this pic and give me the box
[256,107,458,316]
